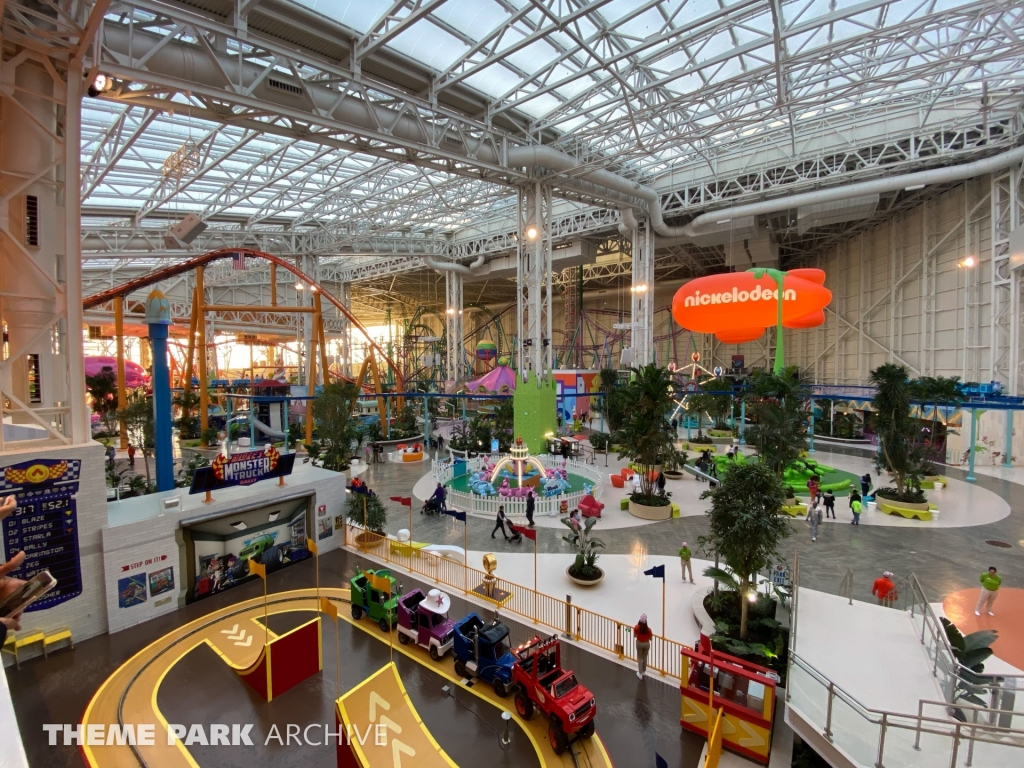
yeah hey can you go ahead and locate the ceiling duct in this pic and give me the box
[797,195,879,234]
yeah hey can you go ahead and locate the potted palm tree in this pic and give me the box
[613,364,677,520]
[562,516,605,585]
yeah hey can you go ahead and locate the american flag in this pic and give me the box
[231,252,246,270]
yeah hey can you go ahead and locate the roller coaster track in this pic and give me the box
[82,248,403,389]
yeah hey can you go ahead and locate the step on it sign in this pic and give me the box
[189,446,295,494]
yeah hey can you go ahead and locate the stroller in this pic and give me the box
[421,497,442,515]
[507,523,523,544]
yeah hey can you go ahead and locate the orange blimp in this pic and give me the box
[671,269,831,344]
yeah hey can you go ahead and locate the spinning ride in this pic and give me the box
[489,436,548,489]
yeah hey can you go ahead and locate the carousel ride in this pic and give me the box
[457,436,579,499]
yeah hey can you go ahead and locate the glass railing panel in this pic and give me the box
[879,716,953,768]
[827,692,879,768]
[788,659,830,728]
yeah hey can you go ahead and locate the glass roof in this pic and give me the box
[80,0,1024,264]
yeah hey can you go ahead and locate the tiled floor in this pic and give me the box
[378,447,1024,608]
[7,546,704,768]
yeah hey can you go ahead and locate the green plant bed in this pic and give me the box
[704,592,788,684]
[687,435,714,444]
[629,492,670,507]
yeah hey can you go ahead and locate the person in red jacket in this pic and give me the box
[872,571,896,606]
[634,614,653,679]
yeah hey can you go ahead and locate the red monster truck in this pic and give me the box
[511,634,596,754]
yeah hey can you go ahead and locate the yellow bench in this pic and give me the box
[876,500,933,521]
[2,628,44,669]
[389,540,429,557]
[620,498,630,511]
[43,627,73,658]
[671,503,681,518]
[782,504,806,517]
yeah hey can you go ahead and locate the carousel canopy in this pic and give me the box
[465,365,516,395]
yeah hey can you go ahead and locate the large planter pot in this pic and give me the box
[664,470,685,481]
[875,497,930,511]
[354,532,383,549]
[629,499,672,521]
[566,565,604,586]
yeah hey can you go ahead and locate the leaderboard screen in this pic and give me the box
[1,458,83,611]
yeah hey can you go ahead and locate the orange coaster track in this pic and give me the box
[83,247,404,392]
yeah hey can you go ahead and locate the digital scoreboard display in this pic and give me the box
[0,458,83,611]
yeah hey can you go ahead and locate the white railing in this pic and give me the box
[788,652,1024,768]
[432,454,603,519]
[788,561,1024,768]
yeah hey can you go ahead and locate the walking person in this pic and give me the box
[679,541,694,583]
[127,444,136,468]
[656,470,667,497]
[807,474,820,503]
[806,499,823,542]
[525,491,535,527]
[822,489,836,519]
[491,505,510,540]
[633,614,653,680]
[850,492,863,525]
[872,571,897,606]
[860,473,872,497]
[364,443,371,465]
[975,566,1002,616]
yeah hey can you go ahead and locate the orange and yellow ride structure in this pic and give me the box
[680,647,777,765]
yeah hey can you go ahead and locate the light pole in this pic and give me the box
[958,255,978,481]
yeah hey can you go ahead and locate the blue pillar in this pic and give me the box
[249,400,255,447]
[1005,410,1014,468]
[225,396,232,456]
[739,400,746,445]
[145,291,174,492]
[966,408,977,483]
[808,397,816,453]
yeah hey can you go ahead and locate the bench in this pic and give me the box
[671,503,680,518]
[389,540,429,557]
[2,628,44,668]
[43,627,73,658]
[620,498,629,511]
[876,500,933,521]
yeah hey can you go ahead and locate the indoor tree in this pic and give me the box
[698,461,790,639]
[172,388,201,440]
[743,367,808,476]
[612,364,680,505]
[870,363,925,499]
[310,381,363,471]
[346,491,387,535]
[116,390,155,486]
[85,365,119,434]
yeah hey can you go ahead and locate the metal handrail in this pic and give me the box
[791,652,1024,768]
[790,568,1024,768]
[839,568,853,605]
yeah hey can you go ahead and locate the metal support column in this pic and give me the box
[196,266,209,434]
[517,181,552,382]
[445,270,464,383]
[630,219,654,367]
[967,408,977,482]
[115,297,128,449]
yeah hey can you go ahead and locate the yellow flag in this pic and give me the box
[368,572,392,594]
[306,537,318,556]
[320,596,337,621]
[248,558,266,580]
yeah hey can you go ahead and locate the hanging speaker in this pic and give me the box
[163,213,208,248]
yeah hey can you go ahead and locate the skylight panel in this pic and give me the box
[502,37,562,75]
[431,0,508,39]
[291,0,388,34]
[386,20,470,71]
